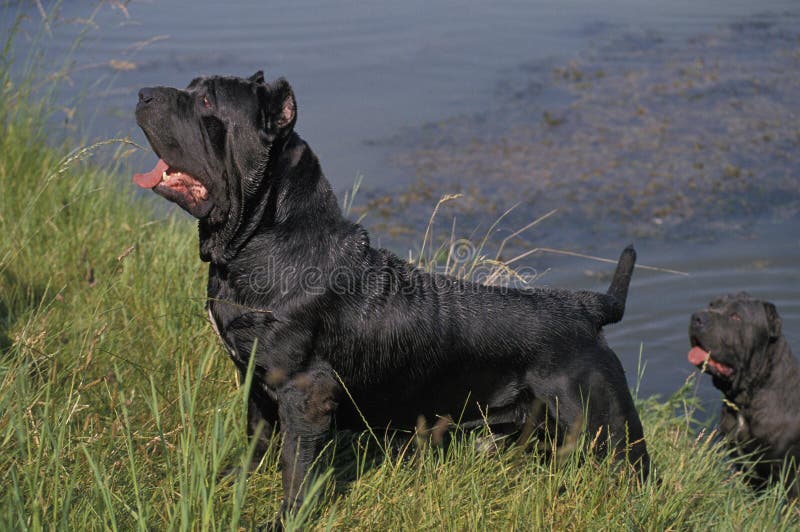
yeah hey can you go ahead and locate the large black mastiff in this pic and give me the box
[134,71,650,515]
[689,293,800,497]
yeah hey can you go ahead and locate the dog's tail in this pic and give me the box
[598,245,636,326]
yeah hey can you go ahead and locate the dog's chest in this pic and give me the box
[207,302,240,363]
[206,267,246,364]
[720,403,755,450]
[206,266,278,367]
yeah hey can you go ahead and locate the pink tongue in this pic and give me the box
[688,347,709,366]
[688,347,734,376]
[133,159,169,189]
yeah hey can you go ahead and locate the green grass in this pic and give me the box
[1,13,799,532]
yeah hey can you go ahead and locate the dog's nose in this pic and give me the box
[138,87,155,104]
[691,311,707,329]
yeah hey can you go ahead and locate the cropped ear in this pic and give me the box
[259,78,297,143]
[271,77,296,132]
[764,302,782,340]
[248,70,265,84]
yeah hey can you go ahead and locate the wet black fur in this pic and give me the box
[135,71,650,514]
[690,293,800,496]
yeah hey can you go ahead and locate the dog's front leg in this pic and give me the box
[276,367,339,518]
[245,384,279,471]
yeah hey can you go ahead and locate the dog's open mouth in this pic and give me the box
[688,343,734,377]
[133,159,212,217]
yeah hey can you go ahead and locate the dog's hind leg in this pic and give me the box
[576,356,651,481]
[526,354,650,480]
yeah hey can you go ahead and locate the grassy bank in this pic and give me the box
[1,33,799,532]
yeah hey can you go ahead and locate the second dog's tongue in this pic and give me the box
[688,347,709,366]
[133,159,168,189]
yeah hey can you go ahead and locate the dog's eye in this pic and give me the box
[201,95,212,109]
[730,313,741,322]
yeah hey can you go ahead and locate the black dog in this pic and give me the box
[689,293,800,496]
[134,71,650,515]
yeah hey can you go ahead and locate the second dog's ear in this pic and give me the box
[764,302,782,340]
[249,70,265,84]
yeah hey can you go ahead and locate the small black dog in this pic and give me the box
[134,71,650,515]
[689,292,800,496]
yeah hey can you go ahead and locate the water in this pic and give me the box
[3,0,799,419]
[546,219,800,415]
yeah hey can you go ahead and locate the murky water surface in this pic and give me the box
[4,0,799,419]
